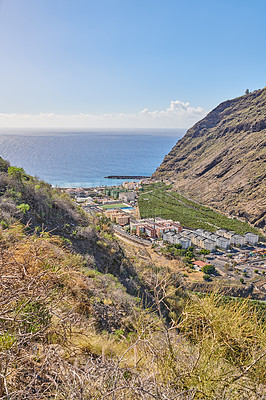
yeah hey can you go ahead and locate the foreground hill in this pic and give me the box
[152,88,266,232]
[0,160,265,399]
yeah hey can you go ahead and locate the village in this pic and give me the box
[63,182,266,284]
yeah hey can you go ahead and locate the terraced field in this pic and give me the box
[138,183,260,235]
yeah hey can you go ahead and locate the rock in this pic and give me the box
[152,88,266,233]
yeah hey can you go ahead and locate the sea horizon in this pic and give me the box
[0,129,183,187]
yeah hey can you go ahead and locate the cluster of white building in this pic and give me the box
[162,231,192,249]
[216,229,259,245]
[163,228,259,250]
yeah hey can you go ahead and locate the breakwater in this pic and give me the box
[104,175,150,179]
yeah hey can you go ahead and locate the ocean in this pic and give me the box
[0,129,183,187]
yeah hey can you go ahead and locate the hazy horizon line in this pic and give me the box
[0,127,187,137]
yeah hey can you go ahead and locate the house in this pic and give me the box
[193,260,209,271]
[171,221,182,233]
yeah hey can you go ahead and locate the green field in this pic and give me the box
[138,183,260,235]
[101,203,127,209]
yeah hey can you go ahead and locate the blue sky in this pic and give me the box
[0,0,265,129]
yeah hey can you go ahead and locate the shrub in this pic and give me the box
[17,203,30,214]
[8,166,26,182]
[200,248,210,255]
[21,301,51,334]
[202,264,216,275]
[0,157,10,172]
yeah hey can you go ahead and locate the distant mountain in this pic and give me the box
[152,88,266,232]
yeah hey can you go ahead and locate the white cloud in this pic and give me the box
[0,100,207,129]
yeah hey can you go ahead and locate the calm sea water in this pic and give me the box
[0,129,182,187]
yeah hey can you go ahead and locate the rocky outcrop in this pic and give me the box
[152,88,266,232]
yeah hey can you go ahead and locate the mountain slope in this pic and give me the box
[152,88,266,231]
[0,161,265,399]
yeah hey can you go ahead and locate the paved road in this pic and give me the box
[112,224,151,246]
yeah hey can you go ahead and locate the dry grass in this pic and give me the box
[0,224,265,399]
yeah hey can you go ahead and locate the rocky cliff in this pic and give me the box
[152,88,266,231]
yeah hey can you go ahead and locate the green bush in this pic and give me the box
[202,264,216,275]
[17,203,30,214]
[21,301,51,334]
[0,157,10,172]
[8,166,26,182]
[200,248,210,255]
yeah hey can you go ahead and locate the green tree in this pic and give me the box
[245,89,250,95]
[202,264,216,275]
[200,249,210,255]
[186,251,194,259]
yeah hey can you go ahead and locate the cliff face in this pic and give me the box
[152,88,266,231]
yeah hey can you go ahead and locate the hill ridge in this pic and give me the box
[152,88,266,232]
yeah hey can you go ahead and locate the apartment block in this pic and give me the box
[244,232,259,245]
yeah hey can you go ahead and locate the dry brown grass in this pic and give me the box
[0,224,265,399]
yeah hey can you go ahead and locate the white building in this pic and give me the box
[172,234,181,245]
[224,231,235,240]
[181,229,193,237]
[178,236,192,249]
[163,232,176,244]
[244,232,259,245]
[119,192,136,203]
[210,233,219,242]
[203,231,214,240]
[230,234,245,246]
[216,236,230,249]
[216,229,227,237]
[202,239,216,251]
[162,232,191,249]
[195,229,205,237]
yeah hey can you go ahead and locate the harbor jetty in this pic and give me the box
[104,175,150,179]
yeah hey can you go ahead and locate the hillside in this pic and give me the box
[152,88,266,232]
[0,161,265,399]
